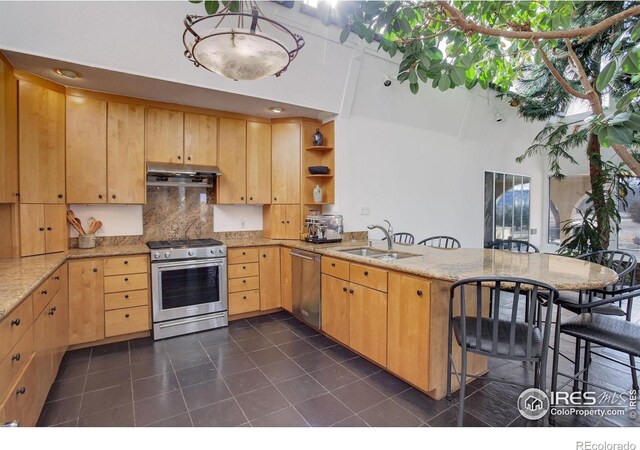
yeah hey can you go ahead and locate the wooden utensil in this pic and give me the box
[75,217,86,235]
[67,210,86,235]
[89,219,102,235]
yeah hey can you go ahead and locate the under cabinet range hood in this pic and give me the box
[146,162,221,188]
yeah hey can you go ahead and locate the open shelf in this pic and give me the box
[302,121,335,207]
[305,146,333,151]
[306,174,333,178]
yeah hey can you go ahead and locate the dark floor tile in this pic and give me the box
[311,364,359,391]
[246,315,277,325]
[229,326,263,342]
[595,411,639,427]
[61,348,92,366]
[294,393,352,427]
[460,383,521,427]
[196,328,233,347]
[56,360,90,381]
[392,388,452,422]
[550,409,602,427]
[292,350,335,372]
[133,371,179,401]
[228,318,251,329]
[290,325,321,339]
[247,347,289,367]
[169,348,211,370]
[280,317,308,329]
[146,413,193,427]
[260,359,307,384]
[224,368,271,396]
[252,321,289,336]
[267,329,304,346]
[88,352,130,374]
[175,362,220,388]
[77,403,134,427]
[306,334,337,350]
[332,415,368,427]
[236,336,274,353]
[340,357,382,378]
[235,385,290,421]
[251,406,309,427]
[129,336,158,350]
[276,374,327,404]
[190,398,248,427]
[80,382,133,417]
[204,341,245,364]
[130,355,173,380]
[181,378,233,411]
[162,333,198,353]
[363,370,412,396]
[52,419,78,427]
[214,354,257,376]
[84,366,131,392]
[322,345,358,363]
[134,390,187,427]
[333,380,387,413]
[46,376,86,402]
[508,415,547,427]
[91,341,129,358]
[130,343,168,364]
[428,406,490,427]
[37,395,82,426]
[268,311,295,321]
[359,399,422,427]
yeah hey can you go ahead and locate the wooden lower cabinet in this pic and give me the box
[229,290,260,315]
[280,247,293,312]
[387,272,431,391]
[321,274,350,345]
[68,259,104,345]
[0,355,39,427]
[259,246,281,310]
[105,306,149,337]
[349,284,387,366]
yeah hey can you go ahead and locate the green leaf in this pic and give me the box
[622,48,640,74]
[616,90,638,110]
[389,42,398,58]
[438,74,451,92]
[189,0,203,4]
[397,71,409,83]
[625,113,640,131]
[611,31,628,55]
[204,0,219,14]
[596,60,617,92]
[608,125,634,146]
[449,65,467,86]
[631,21,640,41]
[416,66,429,83]
[409,69,418,84]
[363,1,384,14]
[410,82,419,94]
[340,25,351,44]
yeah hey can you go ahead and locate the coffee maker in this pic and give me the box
[304,214,343,243]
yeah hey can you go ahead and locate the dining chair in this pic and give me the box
[382,232,415,244]
[447,276,558,426]
[485,239,540,253]
[417,235,461,249]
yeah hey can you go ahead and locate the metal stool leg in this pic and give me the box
[446,314,454,401]
[549,306,562,426]
[631,355,639,392]
[582,341,591,395]
[573,337,582,392]
[458,346,467,427]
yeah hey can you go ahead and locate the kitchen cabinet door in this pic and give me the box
[350,284,387,366]
[271,122,300,204]
[259,246,281,311]
[146,108,184,164]
[184,113,217,166]
[387,273,431,391]
[321,274,350,345]
[44,204,66,254]
[19,204,45,257]
[68,259,105,345]
[217,118,247,204]
[0,58,18,204]
[262,204,286,239]
[246,121,271,204]
[108,102,146,204]
[280,247,293,312]
[18,80,65,204]
[50,264,69,372]
[65,96,107,204]
[285,204,301,240]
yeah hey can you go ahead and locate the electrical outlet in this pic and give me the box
[241,220,246,229]
[360,207,370,215]
[530,228,537,235]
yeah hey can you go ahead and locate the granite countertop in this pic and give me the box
[67,244,150,259]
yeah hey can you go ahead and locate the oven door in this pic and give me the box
[151,258,228,323]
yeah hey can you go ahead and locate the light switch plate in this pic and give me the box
[360,207,370,215]
[530,228,537,235]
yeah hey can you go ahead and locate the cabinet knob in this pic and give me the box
[54,276,60,281]
[249,197,253,201]
[47,227,52,231]
[342,287,347,292]
[16,387,26,396]
[274,197,277,201]
[15,192,20,198]
[10,318,20,327]
[41,290,48,295]
[11,353,20,362]
[242,252,246,255]
[57,194,63,199]
[125,294,129,299]
[125,314,130,318]
[48,307,56,316]
[286,221,290,224]
[177,155,182,160]
[187,156,191,161]
[417,290,423,296]
[331,263,336,267]
[242,280,246,283]
[112,194,116,199]
[124,277,129,282]
[242,266,246,270]
[263,254,266,258]
[349,289,354,294]
[240,196,244,201]
[39,227,45,232]
[281,221,285,224]
[98,194,103,199]
[124,260,129,264]
[364,271,369,276]
[243,296,247,300]
[93,268,98,273]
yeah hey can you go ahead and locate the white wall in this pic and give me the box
[68,205,142,237]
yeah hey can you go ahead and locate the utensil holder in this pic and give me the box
[78,234,96,249]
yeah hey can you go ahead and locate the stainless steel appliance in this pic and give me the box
[148,239,228,340]
[304,214,343,244]
[291,249,321,329]
[147,162,221,188]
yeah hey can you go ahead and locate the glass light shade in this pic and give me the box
[190,28,290,81]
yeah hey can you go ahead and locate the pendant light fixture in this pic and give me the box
[183,1,305,81]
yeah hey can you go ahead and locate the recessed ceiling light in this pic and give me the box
[268,106,284,113]
[54,68,80,79]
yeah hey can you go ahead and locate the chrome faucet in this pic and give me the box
[367,221,394,251]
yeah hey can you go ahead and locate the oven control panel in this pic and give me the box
[150,246,226,261]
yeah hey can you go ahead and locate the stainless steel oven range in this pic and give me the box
[148,239,228,340]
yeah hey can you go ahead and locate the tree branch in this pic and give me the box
[401,25,454,44]
[612,143,640,177]
[564,39,597,98]
[437,1,640,41]
[533,41,590,100]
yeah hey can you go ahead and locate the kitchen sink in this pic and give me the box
[337,247,420,260]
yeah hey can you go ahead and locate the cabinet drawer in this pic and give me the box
[228,263,259,279]
[105,305,150,337]
[321,257,349,281]
[0,355,39,427]
[228,276,260,293]
[350,263,388,292]
[105,289,149,311]
[229,290,260,315]
[0,297,33,360]
[228,248,259,264]
[49,265,65,299]
[104,255,149,276]
[32,279,51,319]
[0,330,34,397]
[104,273,148,293]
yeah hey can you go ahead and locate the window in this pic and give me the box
[484,171,531,246]
[618,177,640,251]
[548,175,590,245]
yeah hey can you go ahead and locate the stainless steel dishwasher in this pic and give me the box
[290,249,321,329]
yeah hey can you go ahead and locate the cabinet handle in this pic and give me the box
[124,277,129,282]
[48,307,56,316]
[54,276,60,281]
[262,254,266,258]
[112,194,116,199]
[349,289,354,294]
[187,156,191,161]
[274,197,277,201]
[41,290,48,295]
[58,194,63,199]
[125,294,129,299]
[125,314,130,318]
[242,266,246,270]
[281,221,285,224]
[342,287,347,293]
[39,227,45,232]
[242,280,246,283]
[240,196,244,201]
[331,263,336,267]
[93,268,98,273]
[364,271,369,276]
[47,227,52,231]
[177,155,182,160]
[11,353,20,362]
[242,252,246,255]
[98,194,103,199]
[16,387,26,396]
[249,197,253,201]
[15,192,20,198]
[417,290,423,297]
[10,318,20,327]
[124,260,129,264]
[243,296,247,300]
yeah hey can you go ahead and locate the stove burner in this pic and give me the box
[147,239,223,250]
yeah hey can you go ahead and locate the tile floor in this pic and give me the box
[37,310,639,427]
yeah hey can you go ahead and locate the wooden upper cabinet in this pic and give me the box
[146,108,184,164]
[184,113,217,166]
[271,122,300,204]
[246,121,271,204]
[0,58,18,203]
[18,204,66,256]
[217,117,247,204]
[108,102,146,204]
[66,96,107,204]
[285,204,301,239]
[259,246,281,311]
[18,80,65,204]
